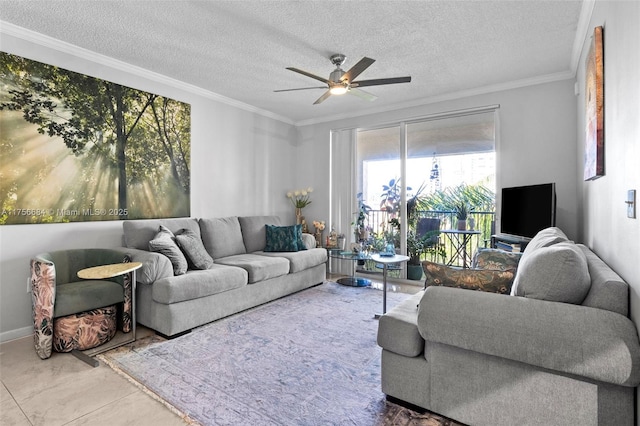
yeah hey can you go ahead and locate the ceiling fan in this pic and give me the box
[274,54,411,105]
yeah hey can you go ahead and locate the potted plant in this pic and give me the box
[455,202,469,230]
[354,193,372,242]
[406,230,425,280]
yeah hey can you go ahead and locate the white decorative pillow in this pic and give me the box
[176,229,214,270]
[511,242,591,304]
[148,225,188,275]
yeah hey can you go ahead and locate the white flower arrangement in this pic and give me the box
[312,220,325,232]
[287,187,313,208]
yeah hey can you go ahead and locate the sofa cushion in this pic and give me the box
[377,291,425,357]
[238,216,281,253]
[123,218,200,250]
[472,248,523,271]
[152,264,248,304]
[511,241,591,304]
[148,226,188,275]
[258,248,327,273]
[264,224,305,252]
[422,260,515,294]
[523,226,568,254]
[176,229,214,270]
[54,280,124,318]
[215,253,290,283]
[199,217,247,259]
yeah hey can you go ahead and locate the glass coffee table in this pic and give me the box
[327,249,371,287]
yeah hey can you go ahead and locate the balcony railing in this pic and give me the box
[362,209,496,268]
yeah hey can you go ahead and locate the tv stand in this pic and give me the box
[491,233,531,252]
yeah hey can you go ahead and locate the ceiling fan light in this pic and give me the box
[329,85,348,95]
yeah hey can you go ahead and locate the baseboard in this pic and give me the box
[0,326,32,343]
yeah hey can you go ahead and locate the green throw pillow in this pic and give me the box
[264,224,304,252]
[472,248,523,271]
[294,224,306,251]
[422,260,515,294]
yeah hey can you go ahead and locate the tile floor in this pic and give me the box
[0,275,423,426]
[0,326,186,426]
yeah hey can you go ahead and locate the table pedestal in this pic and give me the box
[370,254,409,318]
[75,262,142,366]
[337,276,371,287]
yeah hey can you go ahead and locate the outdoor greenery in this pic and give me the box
[357,180,495,270]
[421,183,495,213]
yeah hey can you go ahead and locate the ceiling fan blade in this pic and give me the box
[351,76,412,87]
[313,90,332,105]
[274,86,327,92]
[286,67,330,84]
[341,57,375,83]
[348,88,378,102]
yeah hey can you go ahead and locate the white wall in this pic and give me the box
[296,79,578,245]
[576,0,640,340]
[0,33,297,341]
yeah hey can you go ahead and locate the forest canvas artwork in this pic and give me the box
[0,52,191,225]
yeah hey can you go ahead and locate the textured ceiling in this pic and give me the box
[0,1,585,125]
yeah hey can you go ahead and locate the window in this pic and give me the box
[355,107,497,275]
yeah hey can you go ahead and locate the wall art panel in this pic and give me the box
[0,52,191,224]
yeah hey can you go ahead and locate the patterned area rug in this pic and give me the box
[100,282,462,425]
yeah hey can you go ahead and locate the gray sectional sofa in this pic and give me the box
[377,227,640,425]
[120,215,327,337]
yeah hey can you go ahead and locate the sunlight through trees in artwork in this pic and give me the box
[0,52,191,224]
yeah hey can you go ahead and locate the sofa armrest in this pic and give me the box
[115,247,173,285]
[417,286,640,386]
[301,233,317,250]
[30,257,56,359]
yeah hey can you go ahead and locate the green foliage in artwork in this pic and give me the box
[0,52,191,223]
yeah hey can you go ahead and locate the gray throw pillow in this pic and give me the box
[148,225,188,275]
[511,241,591,304]
[176,229,214,270]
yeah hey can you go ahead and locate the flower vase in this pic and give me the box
[314,231,323,248]
[295,208,303,225]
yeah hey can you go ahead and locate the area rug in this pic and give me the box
[100,282,462,425]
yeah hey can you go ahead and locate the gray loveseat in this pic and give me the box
[377,227,640,425]
[121,215,326,337]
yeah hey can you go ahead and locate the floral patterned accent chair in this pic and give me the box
[422,248,523,295]
[30,249,133,359]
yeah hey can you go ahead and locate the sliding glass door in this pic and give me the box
[354,107,497,277]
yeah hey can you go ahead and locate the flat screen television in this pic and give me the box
[500,183,556,238]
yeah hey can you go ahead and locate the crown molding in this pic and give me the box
[294,70,575,127]
[0,21,295,125]
[570,0,596,74]
[1,19,581,129]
